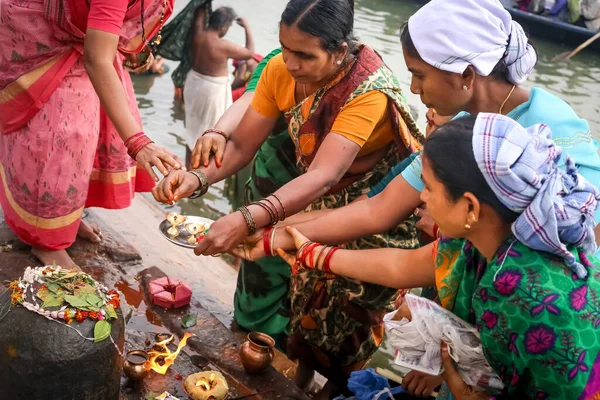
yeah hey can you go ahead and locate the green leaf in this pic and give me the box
[57,272,77,280]
[42,295,64,309]
[181,313,197,329]
[46,282,60,294]
[79,285,97,295]
[94,320,111,343]
[86,294,103,307]
[64,294,89,308]
[105,305,118,320]
[37,287,51,302]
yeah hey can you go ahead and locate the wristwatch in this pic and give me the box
[188,170,209,199]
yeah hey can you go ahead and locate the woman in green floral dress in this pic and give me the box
[275,113,600,399]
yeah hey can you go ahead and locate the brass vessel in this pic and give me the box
[239,332,275,374]
[123,350,150,381]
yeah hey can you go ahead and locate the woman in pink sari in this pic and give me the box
[0,0,182,268]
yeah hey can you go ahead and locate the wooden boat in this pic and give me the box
[501,2,600,52]
[414,0,600,52]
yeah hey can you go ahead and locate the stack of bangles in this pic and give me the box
[294,241,339,274]
[125,132,154,160]
[237,193,286,235]
[201,128,228,140]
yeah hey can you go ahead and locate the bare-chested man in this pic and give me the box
[184,6,255,167]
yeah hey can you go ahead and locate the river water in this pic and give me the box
[131,0,600,376]
[134,0,600,217]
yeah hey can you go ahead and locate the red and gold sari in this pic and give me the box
[0,0,172,250]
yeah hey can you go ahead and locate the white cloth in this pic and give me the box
[408,0,538,85]
[183,70,232,150]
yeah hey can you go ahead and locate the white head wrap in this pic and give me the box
[407,0,537,85]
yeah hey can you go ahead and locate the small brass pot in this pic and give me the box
[123,350,150,381]
[239,332,275,374]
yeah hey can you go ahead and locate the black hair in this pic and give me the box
[281,0,358,54]
[422,115,520,223]
[208,7,236,30]
[399,23,537,83]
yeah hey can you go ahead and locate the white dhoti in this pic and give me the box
[183,70,232,150]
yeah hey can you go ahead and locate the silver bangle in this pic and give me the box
[189,170,209,199]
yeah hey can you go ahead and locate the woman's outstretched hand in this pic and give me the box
[193,212,249,256]
[152,170,199,204]
[136,142,184,182]
[229,230,265,261]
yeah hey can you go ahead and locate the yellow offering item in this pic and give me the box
[183,371,229,400]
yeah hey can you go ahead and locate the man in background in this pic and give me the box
[184,6,254,167]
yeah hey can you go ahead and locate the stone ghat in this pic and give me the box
[0,200,307,400]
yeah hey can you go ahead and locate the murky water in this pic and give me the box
[132,0,600,376]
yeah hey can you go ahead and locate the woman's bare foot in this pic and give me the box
[78,220,103,243]
[31,247,81,271]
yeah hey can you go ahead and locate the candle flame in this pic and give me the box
[148,333,193,374]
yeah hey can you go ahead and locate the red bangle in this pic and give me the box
[263,227,273,257]
[300,243,320,269]
[202,129,228,140]
[127,136,154,160]
[432,224,440,238]
[124,132,144,147]
[323,247,339,274]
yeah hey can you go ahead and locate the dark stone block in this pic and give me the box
[0,305,125,400]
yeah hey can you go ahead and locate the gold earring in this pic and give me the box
[464,223,471,230]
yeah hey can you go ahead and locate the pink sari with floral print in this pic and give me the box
[0,0,172,250]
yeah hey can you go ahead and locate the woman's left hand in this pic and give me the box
[414,207,436,238]
[440,343,492,400]
[135,142,184,182]
[194,212,249,256]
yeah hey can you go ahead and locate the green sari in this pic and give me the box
[435,237,600,398]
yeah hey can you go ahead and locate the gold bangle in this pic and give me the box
[237,206,256,235]
[270,194,287,220]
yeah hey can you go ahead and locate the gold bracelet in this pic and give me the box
[237,206,256,235]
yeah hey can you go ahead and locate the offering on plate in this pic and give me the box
[185,222,206,244]
[184,371,229,400]
[166,213,187,237]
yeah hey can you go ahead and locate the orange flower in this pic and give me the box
[8,280,20,291]
[63,309,73,324]
[108,290,118,297]
[75,310,86,323]
[10,291,23,305]
[88,311,99,320]
[109,297,120,309]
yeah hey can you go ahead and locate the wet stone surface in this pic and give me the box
[0,209,307,399]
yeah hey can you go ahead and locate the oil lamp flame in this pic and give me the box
[195,379,211,390]
[148,333,193,374]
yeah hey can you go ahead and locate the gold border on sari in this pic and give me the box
[90,166,137,184]
[0,56,60,104]
[0,162,83,229]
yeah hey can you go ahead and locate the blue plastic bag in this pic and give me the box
[333,369,406,400]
